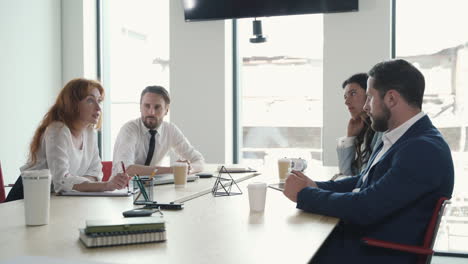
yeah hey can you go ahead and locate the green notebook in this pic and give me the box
[85,216,165,234]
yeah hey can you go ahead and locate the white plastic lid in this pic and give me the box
[21,169,51,180]
[172,162,188,167]
[247,182,267,189]
[278,158,291,163]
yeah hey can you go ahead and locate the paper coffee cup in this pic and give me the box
[22,169,51,226]
[247,182,267,212]
[278,158,291,183]
[173,162,188,188]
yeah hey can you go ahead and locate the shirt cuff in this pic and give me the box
[332,174,351,181]
[85,170,103,182]
[54,173,92,193]
[337,136,355,148]
[190,161,205,173]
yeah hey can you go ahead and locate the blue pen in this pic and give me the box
[121,161,130,194]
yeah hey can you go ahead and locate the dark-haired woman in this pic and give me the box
[335,73,383,178]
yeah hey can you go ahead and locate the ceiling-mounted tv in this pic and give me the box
[183,0,358,22]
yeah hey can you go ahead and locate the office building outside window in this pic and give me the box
[237,14,324,169]
[396,0,468,255]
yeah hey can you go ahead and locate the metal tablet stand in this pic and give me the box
[211,166,242,197]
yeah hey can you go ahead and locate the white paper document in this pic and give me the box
[217,165,257,173]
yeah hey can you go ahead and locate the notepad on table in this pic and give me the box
[217,165,257,173]
[139,173,198,185]
[268,183,285,192]
[85,216,165,233]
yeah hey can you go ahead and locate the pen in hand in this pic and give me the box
[121,161,129,193]
[149,169,158,180]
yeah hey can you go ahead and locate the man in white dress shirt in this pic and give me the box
[112,86,205,176]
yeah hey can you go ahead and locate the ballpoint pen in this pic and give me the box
[121,161,129,194]
[149,169,157,180]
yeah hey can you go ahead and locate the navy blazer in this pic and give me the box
[298,115,454,263]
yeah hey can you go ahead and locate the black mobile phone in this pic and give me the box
[144,202,184,210]
[122,208,159,217]
[196,172,213,178]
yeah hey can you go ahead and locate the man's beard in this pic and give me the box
[370,105,391,132]
[142,116,160,129]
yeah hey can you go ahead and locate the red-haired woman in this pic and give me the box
[5,78,129,202]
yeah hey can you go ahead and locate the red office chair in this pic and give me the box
[0,161,5,203]
[101,161,113,182]
[362,197,450,264]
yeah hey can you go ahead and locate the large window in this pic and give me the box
[396,0,468,255]
[237,15,323,169]
[101,0,170,160]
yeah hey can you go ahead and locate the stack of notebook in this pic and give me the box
[79,216,166,248]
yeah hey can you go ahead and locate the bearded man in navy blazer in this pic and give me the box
[283,59,454,264]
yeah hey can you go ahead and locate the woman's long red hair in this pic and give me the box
[28,78,104,165]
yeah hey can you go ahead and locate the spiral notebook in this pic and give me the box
[79,216,166,248]
[79,229,166,248]
[79,228,166,248]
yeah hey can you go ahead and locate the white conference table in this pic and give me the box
[135,165,261,204]
[0,165,339,264]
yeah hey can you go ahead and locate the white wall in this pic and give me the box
[0,0,62,184]
[0,0,97,186]
[61,0,98,83]
[170,0,233,164]
[322,0,392,165]
[0,0,392,187]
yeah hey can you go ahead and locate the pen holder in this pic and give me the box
[132,177,154,205]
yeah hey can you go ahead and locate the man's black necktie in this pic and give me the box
[144,130,157,166]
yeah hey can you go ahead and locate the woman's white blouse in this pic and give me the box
[20,122,102,192]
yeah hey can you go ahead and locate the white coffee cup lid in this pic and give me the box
[278,158,290,162]
[247,182,267,189]
[173,162,188,167]
[22,169,51,180]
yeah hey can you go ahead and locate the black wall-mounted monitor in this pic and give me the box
[183,0,359,22]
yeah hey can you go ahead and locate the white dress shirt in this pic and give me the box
[20,122,103,193]
[112,118,205,176]
[360,111,426,183]
[337,136,356,148]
